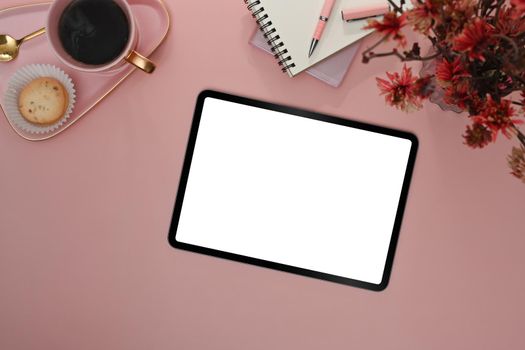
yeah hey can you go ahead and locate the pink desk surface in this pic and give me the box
[0,1,524,349]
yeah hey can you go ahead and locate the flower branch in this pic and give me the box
[363,47,442,63]
[361,0,525,183]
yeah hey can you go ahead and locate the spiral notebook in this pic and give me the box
[244,0,384,77]
[250,29,361,87]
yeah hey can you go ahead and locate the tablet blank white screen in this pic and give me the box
[176,97,413,285]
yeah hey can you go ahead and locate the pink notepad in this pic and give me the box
[250,28,361,87]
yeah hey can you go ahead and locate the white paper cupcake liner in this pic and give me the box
[3,64,76,134]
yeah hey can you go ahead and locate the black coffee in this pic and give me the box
[58,0,130,65]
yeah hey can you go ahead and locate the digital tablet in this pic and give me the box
[168,90,418,290]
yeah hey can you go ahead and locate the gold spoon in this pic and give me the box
[0,27,46,62]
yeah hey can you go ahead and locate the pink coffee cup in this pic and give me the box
[46,0,155,74]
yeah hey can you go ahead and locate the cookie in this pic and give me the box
[18,77,68,125]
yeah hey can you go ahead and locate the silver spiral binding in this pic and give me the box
[244,0,296,74]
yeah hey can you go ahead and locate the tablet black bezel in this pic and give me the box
[168,90,418,291]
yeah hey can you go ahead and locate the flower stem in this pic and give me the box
[362,35,391,60]
[494,0,504,23]
[387,0,403,13]
[364,48,442,62]
[513,125,525,148]
[415,51,442,61]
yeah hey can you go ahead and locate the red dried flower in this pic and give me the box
[472,96,523,141]
[364,12,408,47]
[452,18,495,61]
[507,146,525,182]
[496,6,525,35]
[511,0,525,13]
[406,0,439,35]
[463,122,493,149]
[376,65,424,112]
[441,0,477,40]
[444,81,471,111]
[435,57,470,87]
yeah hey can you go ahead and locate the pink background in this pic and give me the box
[1,1,524,349]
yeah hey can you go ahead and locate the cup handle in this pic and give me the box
[125,50,156,73]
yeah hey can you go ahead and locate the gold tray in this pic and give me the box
[0,0,170,141]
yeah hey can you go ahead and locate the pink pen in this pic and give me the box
[308,0,336,58]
